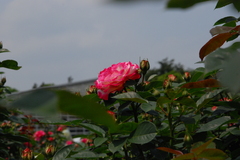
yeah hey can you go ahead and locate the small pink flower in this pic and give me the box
[23,142,32,148]
[81,138,91,144]
[66,140,73,145]
[95,62,141,100]
[212,106,218,111]
[33,130,46,141]
[168,74,177,82]
[48,137,54,142]
[48,131,53,135]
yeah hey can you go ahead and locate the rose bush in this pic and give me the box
[95,61,141,100]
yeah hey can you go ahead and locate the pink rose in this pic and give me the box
[95,62,141,100]
[33,130,46,141]
[66,140,73,145]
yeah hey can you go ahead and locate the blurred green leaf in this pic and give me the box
[79,123,106,137]
[71,151,107,158]
[205,42,240,93]
[197,116,231,133]
[214,16,237,26]
[215,0,233,9]
[196,89,224,107]
[167,0,210,9]
[109,138,127,153]
[8,89,60,120]
[94,137,108,147]
[113,91,148,103]
[140,101,156,112]
[0,60,21,70]
[118,122,138,134]
[190,67,205,82]
[53,145,74,160]
[233,1,240,11]
[56,90,119,133]
[128,121,157,144]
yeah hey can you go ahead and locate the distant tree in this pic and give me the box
[145,57,191,82]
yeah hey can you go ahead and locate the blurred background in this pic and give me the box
[0,0,238,91]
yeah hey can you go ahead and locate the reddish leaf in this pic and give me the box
[191,138,215,155]
[199,32,236,61]
[199,25,240,61]
[181,79,220,89]
[197,148,228,160]
[157,147,183,155]
[172,153,195,160]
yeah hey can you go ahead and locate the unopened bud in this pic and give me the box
[184,133,193,144]
[183,72,191,82]
[163,79,171,89]
[86,85,97,95]
[0,42,2,49]
[45,145,56,156]
[140,60,150,75]
[1,77,6,85]
[168,74,177,82]
[21,148,33,160]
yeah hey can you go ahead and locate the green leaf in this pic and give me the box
[0,48,10,53]
[190,67,205,82]
[113,91,148,103]
[94,137,108,147]
[53,145,74,160]
[108,138,127,153]
[128,121,157,144]
[55,90,119,132]
[71,151,107,158]
[8,89,60,121]
[79,123,106,137]
[196,89,224,107]
[214,16,237,26]
[176,97,196,108]
[0,133,30,142]
[0,60,21,70]
[157,96,172,107]
[205,42,240,93]
[197,116,231,133]
[140,101,156,112]
[230,128,240,136]
[34,153,45,160]
[215,0,233,9]
[167,0,210,9]
[117,122,138,134]
[197,148,228,160]
[233,1,240,12]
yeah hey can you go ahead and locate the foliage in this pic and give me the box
[145,58,189,82]
[1,0,240,159]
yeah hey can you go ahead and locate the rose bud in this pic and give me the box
[163,79,171,89]
[140,60,150,75]
[21,148,33,160]
[168,74,177,82]
[45,145,56,156]
[183,72,191,82]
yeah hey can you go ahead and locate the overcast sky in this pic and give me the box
[0,0,238,91]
